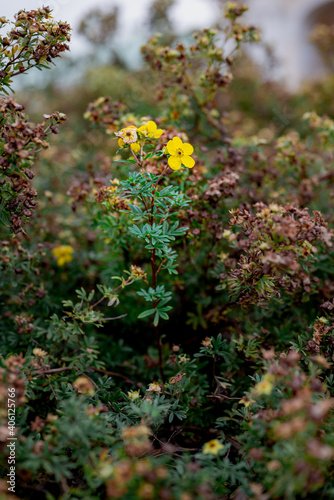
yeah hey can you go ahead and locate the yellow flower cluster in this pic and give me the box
[52,245,74,266]
[138,120,163,139]
[115,120,163,153]
[115,120,196,172]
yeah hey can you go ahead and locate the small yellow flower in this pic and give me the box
[254,374,275,396]
[32,348,47,358]
[115,126,138,145]
[137,120,163,139]
[146,381,161,393]
[203,439,224,455]
[239,396,256,408]
[166,136,195,170]
[128,390,141,401]
[52,245,74,267]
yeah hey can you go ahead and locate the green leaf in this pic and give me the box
[114,159,137,164]
[159,311,169,320]
[153,311,160,326]
[138,309,156,319]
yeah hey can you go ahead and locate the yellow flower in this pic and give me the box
[115,126,138,144]
[33,348,47,358]
[166,136,195,170]
[239,396,256,408]
[255,374,275,396]
[137,120,163,139]
[203,439,224,455]
[52,245,74,267]
[128,390,141,401]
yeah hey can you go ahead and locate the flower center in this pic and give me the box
[176,148,184,157]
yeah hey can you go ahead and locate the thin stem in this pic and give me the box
[149,165,169,383]
[37,366,77,375]
[154,323,164,383]
[154,165,169,192]
[140,194,149,213]
[90,279,132,309]
[88,366,134,384]
[47,376,59,400]
[100,314,127,321]
[131,148,143,168]
[151,248,164,381]
[156,258,168,276]
[36,365,134,384]
[90,295,105,309]
[84,374,99,391]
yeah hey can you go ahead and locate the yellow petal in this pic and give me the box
[154,129,164,139]
[172,136,183,148]
[168,156,182,170]
[181,143,193,155]
[147,121,157,133]
[118,138,125,148]
[167,139,177,155]
[182,155,195,168]
[131,142,140,153]
[137,125,147,135]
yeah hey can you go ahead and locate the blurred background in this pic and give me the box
[245,0,334,90]
[3,0,334,90]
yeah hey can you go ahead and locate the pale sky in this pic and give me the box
[1,0,219,54]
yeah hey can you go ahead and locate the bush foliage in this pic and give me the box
[1,3,334,500]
